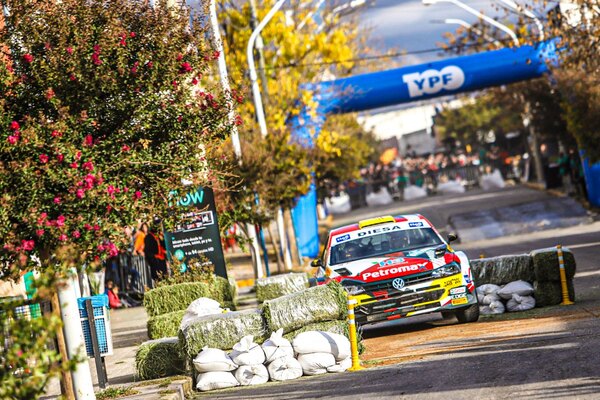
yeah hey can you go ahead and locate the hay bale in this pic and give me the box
[256,273,309,302]
[283,320,364,354]
[262,281,347,334]
[135,337,185,380]
[179,310,267,360]
[470,254,534,286]
[143,280,233,317]
[534,280,575,307]
[147,310,186,340]
[531,247,576,281]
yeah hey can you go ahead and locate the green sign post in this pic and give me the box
[164,187,228,279]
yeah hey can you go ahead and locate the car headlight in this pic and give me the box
[431,262,461,279]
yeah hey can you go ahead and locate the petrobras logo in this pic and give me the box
[402,66,465,98]
[335,234,350,243]
[361,264,420,281]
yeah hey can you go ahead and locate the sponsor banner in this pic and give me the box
[331,221,432,244]
[449,287,466,295]
[360,261,430,281]
[451,297,469,306]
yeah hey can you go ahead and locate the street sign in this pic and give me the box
[164,187,228,279]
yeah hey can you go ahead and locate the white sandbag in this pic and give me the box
[196,371,239,392]
[292,331,351,361]
[267,356,303,381]
[326,357,352,373]
[234,364,269,386]
[325,194,351,215]
[476,284,502,304]
[298,352,336,375]
[261,328,294,363]
[437,180,465,194]
[497,280,534,300]
[479,300,505,315]
[477,283,501,295]
[479,169,505,190]
[506,294,536,312]
[193,347,237,373]
[403,185,427,201]
[366,187,393,207]
[229,335,265,366]
[180,297,224,330]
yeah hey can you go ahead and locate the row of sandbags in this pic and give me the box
[477,280,536,314]
[193,330,351,392]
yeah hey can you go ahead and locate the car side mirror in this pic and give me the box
[447,233,458,243]
[310,258,323,268]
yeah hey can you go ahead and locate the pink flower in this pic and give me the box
[57,153,64,162]
[76,189,85,199]
[58,234,68,242]
[7,135,18,145]
[179,62,192,74]
[21,240,35,251]
[213,50,220,59]
[36,229,45,236]
[23,54,33,63]
[72,230,81,239]
[66,47,73,55]
[70,162,78,169]
[51,130,62,137]
[176,53,183,61]
[123,187,129,193]
[130,32,136,38]
[10,121,20,130]
[234,115,243,126]
[93,45,101,52]
[54,197,61,204]
[107,185,116,197]
[119,38,127,46]
[39,154,49,163]
[146,61,153,69]
[84,223,92,231]
[134,191,142,200]
[69,74,76,81]
[97,243,105,252]
[191,77,198,85]
[121,145,130,152]
[82,161,94,171]
[56,215,66,227]
[93,224,100,231]
[84,135,93,146]
[92,53,102,65]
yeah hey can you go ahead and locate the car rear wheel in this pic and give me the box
[455,304,479,323]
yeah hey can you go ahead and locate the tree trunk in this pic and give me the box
[266,222,284,274]
[277,208,293,270]
[51,292,75,400]
[283,208,302,267]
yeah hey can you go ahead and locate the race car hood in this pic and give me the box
[332,248,456,284]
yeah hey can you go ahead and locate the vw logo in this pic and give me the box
[392,278,405,290]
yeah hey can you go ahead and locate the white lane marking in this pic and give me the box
[576,270,600,278]
[566,241,600,249]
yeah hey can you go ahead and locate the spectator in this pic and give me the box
[144,221,168,281]
[133,222,148,256]
[106,279,122,309]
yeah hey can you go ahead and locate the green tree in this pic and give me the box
[0,0,236,396]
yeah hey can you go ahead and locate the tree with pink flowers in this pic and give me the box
[0,0,237,396]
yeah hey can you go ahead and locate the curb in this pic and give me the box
[113,377,192,400]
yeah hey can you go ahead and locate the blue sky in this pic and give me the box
[358,0,512,64]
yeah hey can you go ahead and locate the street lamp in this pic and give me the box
[422,0,519,46]
[498,0,545,41]
[247,0,287,138]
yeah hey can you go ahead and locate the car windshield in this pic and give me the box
[329,227,443,266]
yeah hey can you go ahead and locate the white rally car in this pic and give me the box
[312,215,479,325]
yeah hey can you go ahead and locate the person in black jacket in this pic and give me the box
[144,221,168,281]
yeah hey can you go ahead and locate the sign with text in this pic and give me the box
[164,187,227,279]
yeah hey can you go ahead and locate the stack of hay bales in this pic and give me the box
[262,282,348,341]
[255,272,309,303]
[531,247,576,306]
[144,277,236,340]
[470,247,576,308]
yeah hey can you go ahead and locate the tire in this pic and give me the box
[455,304,480,323]
[440,311,455,320]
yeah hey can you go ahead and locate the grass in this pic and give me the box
[95,386,139,400]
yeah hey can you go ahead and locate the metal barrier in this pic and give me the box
[0,297,57,354]
[108,253,153,295]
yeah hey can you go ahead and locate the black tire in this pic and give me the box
[455,303,480,323]
[440,311,455,320]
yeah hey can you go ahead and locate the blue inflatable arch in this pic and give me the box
[291,41,557,258]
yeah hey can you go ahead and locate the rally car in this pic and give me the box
[311,215,479,325]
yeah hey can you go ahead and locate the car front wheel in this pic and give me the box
[455,303,480,323]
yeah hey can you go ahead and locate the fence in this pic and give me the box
[0,297,57,358]
[104,253,154,296]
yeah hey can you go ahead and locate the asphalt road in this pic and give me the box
[196,185,600,400]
